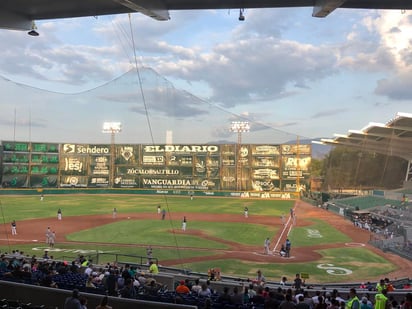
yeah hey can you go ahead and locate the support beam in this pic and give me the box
[113,0,170,20]
[406,160,412,182]
[313,0,346,17]
[0,11,32,31]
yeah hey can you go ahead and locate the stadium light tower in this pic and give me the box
[230,121,250,191]
[102,122,122,188]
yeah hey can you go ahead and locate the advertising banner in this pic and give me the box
[238,145,250,167]
[281,144,311,155]
[142,144,219,154]
[117,166,182,177]
[115,145,139,164]
[251,179,281,191]
[252,156,279,168]
[60,156,89,176]
[142,154,165,166]
[221,145,236,166]
[207,156,220,168]
[251,145,280,155]
[113,176,139,188]
[166,154,193,166]
[139,176,220,190]
[281,155,311,180]
[88,176,110,187]
[282,180,307,192]
[61,143,111,156]
[141,177,195,190]
[251,168,280,180]
[220,166,236,190]
[194,155,207,176]
[90,155,110,176]
[60,175,88,187]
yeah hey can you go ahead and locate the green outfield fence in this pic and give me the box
[0,188,300,199]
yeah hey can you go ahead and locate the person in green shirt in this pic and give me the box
[376,279,386,293]
[149,261,159,274]
[374,289,388,309]
[346,288,360,309]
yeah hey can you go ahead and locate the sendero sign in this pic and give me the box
[63,144,110,154]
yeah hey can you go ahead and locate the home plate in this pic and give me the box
[32,239,38,242]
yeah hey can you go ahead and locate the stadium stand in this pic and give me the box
[304,191,412,263]
[0,251,411,309]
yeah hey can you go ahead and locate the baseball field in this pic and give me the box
[0,194,410,284]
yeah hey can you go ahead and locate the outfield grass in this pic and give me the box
[0,194,400,283]
[0,195,293,221]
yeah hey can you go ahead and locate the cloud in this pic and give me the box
[311,108,348,119]
[375,72,412,100]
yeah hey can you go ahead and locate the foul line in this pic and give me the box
[272,206,296,254]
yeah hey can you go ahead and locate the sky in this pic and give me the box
[0,7,411,146]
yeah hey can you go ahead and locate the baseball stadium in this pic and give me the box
[1,2,412,305]
[0,113,412,308]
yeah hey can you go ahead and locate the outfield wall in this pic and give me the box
[0,188,300,199]
[0,141,311,192]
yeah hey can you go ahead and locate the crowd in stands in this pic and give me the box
[1,249,412,309]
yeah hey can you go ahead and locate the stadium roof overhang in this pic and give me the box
[314,112,412,161]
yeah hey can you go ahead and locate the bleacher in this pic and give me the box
[330,196,403,210]
[1,251,411,309]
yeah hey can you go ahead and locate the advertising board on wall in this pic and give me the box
[0,141,311,191]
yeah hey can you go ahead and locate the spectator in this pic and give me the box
[360,296,373,309]
[217,286,231,304]
[248,283,257,299]
[64,289,82,309]
[297,295,311,309]
[265,291,282,309]
[119,278,136,299]
[374,289,388,309]
[251,286,266,305]
[229,286,243,306]
[198,283,212,298]
[86,276,96,289]
[293,273,304,290]
[176,280,190,294]
[255,270,266,286]
[104,270,118,297]
[95,296,112,309]
[280,293,297,309]
[191,278,202,294]
[149,261,159,274]
[79,296,88,309]
[402,293,412,309]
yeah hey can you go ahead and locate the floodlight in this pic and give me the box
[102,122,122,133]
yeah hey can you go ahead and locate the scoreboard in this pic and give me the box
[0,141,311,192]
[1,141,59,188]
